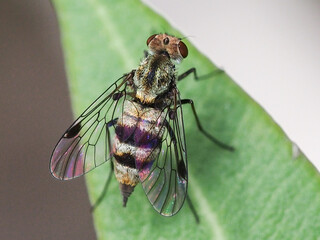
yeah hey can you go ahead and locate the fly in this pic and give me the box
[50,33,234,219]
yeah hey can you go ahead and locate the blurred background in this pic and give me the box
[0,0,319,239]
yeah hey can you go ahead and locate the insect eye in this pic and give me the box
[163,37,169,45]
[178,41,188,58]
[146,34,157,46]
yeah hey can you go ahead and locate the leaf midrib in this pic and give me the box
[89,0,136,69]
[189,170,227,240]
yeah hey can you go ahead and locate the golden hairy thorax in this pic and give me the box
[133,54,176,104]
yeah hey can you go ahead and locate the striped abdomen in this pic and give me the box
[113,100,165,205]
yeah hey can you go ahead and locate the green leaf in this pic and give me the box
[52,0,320,239]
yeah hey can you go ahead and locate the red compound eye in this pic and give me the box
[146,34,157,46]
[178,41,188,58]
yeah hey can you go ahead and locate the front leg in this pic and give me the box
[180,99,234,151]
[178,68,224,82]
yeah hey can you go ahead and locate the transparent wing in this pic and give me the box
[137,91,188,216]
[50,73,133,180]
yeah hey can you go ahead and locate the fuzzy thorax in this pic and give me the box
[133,54,176,104]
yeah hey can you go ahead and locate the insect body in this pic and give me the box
[50,33,232,217]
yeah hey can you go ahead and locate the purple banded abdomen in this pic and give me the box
[113,100,165,186]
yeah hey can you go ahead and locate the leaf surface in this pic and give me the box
[52,0,320,239]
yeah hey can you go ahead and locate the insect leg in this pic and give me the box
[178,68,198,81]
[186,194,200,224]
[164,120,186,179]
[180,99,234,151]
[90,161,114,212]
[165,121,198,220]
[91,118,117,212]
[178,68,224,82]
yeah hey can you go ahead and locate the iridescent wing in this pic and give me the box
[136,91,188,216]
[50,72,133,180]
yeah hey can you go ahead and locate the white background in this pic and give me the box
[145,0,320,170]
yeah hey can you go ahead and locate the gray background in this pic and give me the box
[0,1,95,239]
[146,0,320,169]
[1,0,319,239]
